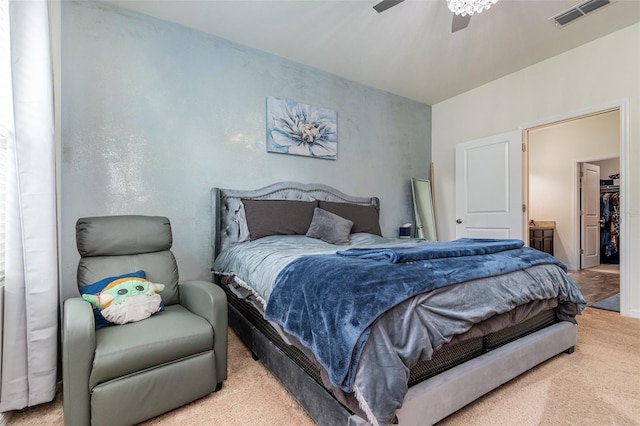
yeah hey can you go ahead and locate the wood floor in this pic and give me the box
[568,264,619,305]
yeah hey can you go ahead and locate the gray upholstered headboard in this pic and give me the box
[211,181,380,258]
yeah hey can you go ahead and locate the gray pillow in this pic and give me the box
[306,208,353,245]
[241,199,318,240]
[317,201,382,236]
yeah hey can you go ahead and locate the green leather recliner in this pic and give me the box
[62,215,227,426]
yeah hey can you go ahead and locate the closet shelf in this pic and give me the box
[600,184,619,193]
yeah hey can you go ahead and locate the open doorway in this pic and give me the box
[585,157,620,269]
[576,159,620,309]
[526,108,621,312]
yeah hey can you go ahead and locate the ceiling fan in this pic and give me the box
[373,0,485,33]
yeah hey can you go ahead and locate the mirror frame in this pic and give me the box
[411,178,438,241]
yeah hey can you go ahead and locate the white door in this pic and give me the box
[455,131,523,240]
[581,162,600,268]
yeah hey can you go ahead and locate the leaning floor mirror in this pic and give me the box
[411,178,438,241]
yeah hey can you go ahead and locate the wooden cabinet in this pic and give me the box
[530,228,554,255]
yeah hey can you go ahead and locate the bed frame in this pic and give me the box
[211,182,577,425]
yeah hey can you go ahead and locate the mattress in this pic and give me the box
[220,279,559,398]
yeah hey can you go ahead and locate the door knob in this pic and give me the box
[456,219,463,224]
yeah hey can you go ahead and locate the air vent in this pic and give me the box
[550,0,611,27]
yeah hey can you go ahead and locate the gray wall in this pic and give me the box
[60,1,432,300]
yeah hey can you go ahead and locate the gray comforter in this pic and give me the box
[213,235,586,426]
[213,233,425,305]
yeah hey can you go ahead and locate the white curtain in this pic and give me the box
[0,0,58,411]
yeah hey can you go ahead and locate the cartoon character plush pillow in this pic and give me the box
[82,277,165,325]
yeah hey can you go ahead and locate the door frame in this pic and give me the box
[522,99,629,316]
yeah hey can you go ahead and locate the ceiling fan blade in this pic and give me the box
[451,14,472,32]
[373,0,405,13]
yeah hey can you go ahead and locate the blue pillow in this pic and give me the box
[80,270,153,329]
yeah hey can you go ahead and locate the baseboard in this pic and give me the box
[627,308,640,319]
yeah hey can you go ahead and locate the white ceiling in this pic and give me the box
[105,0,640,105]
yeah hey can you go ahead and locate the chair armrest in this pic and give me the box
[62,297,96,426]
[179,280,228,383]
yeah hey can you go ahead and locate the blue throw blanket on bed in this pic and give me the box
[264,239,568,392]
[336,238,525,263]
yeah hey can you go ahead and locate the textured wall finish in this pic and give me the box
[60,1,431,299]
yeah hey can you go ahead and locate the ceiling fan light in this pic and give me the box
[446,0,499,16]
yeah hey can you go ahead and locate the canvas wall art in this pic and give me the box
[266,96,337,159]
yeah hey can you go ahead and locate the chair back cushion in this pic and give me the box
[76,216,179,305]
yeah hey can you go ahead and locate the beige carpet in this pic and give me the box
[8,308,640,426]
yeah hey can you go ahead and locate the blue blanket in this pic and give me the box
[336,238,524,263]
[264,241,567,392]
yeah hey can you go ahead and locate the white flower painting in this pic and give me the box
[266,96,337,159]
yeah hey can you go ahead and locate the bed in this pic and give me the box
[211,181,586,426]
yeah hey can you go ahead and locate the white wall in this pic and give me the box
[432,23,639,318]
[593,157,620,180]
[528,110,619,269]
